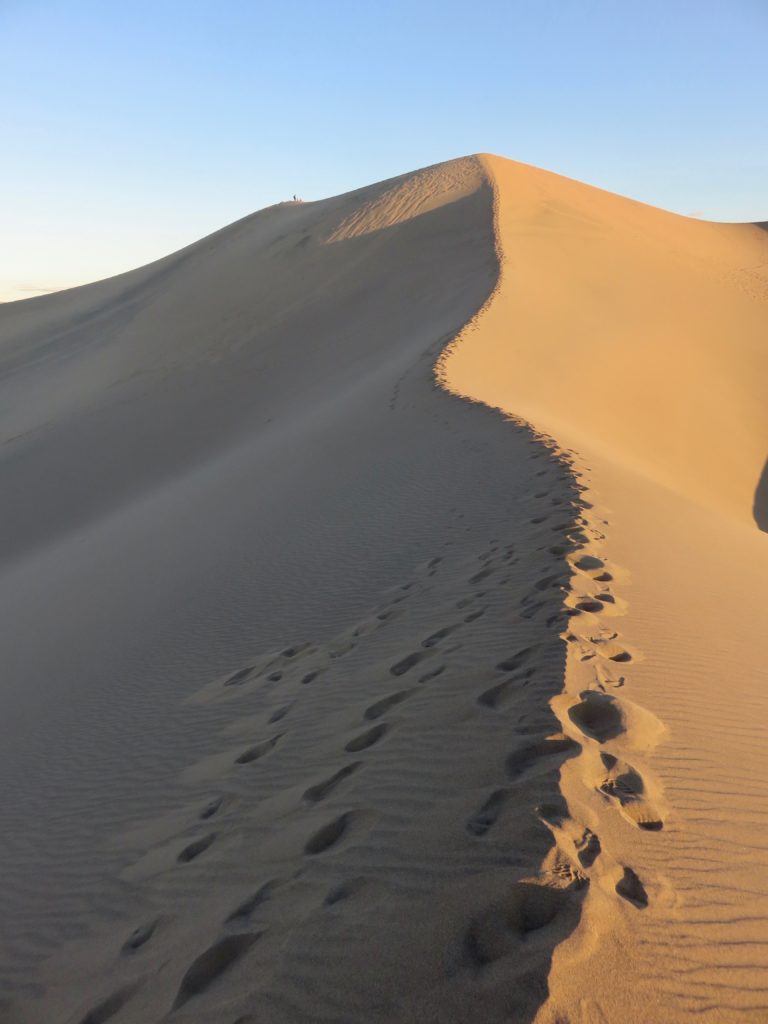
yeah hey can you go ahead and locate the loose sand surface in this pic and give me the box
[0,154,766,1023]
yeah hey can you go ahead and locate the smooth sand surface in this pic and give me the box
[1,154,767,1023]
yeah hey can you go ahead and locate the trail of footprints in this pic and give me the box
[83,540,539,1019]
[71,431,665,1022]
[461,434,667,965]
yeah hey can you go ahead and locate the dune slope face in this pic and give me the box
[442,155,768,1022]
[4,153,767,1024]
[0,161,589,1023]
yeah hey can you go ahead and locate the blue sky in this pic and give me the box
[2,0,766,300]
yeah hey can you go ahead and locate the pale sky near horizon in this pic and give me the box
[2,0,766,302]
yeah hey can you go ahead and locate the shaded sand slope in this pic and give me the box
[442,155,768,1021]
[0,160,592,1023]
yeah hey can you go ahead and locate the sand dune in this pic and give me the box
[442,155,768,1022]
[0,154,767,1022]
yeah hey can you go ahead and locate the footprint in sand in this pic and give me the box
[597,640,633,663]
[534,573,564,592]
[235,733,283,765]
[303,762,362,803]
[199,796,223,820]
[418,664,445,682]
[463,882,574,968]
[177,832,217,864]
[574,828,602,867]
[567,692,625,742]
[496,646,536,673]
[268,704,292,724]
[466,788,509,837]
[468,567,495,585]
[506,733,579,778]
[598,752,664,830]
[422,624,461,648]
[464,606,486,623]
[390,651,427,676]
[304,811,358,855]
[225,878,283,923]
[173,933,261,1009]
[594,661,626,690]
[363,690,412,721]
[121,919,159,954]
[344,723,388,752]
[477,668,535,710]
[223,665,256,687]
[569,630,634,663]
[77,984,140,1024]
[536,796,569,827]
[615,866,648,908]
[324,876,369,906]
[329,638,356,660]
[573,554,604,573]
[537,800,602,868]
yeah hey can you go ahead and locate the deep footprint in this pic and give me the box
[173,933,261,1009]
[464,882,570,966]
[268,704,292,724]
[422,624,460,648]
[574,829,601,867]
[199,796,223,820]
[568,692,624,742]
[224,666,255,687]
[303,761,362,802]
[477,676,524,709]
[390,652,426,676]
[177,832,216,864]
[616,867,648,907]
[304,812,354,855]
[364,690,412,720]
[599,753,664,830]
[344,723,388,752]
[78,984,139,1024]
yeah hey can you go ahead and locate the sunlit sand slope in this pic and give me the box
[442,154,768,1022]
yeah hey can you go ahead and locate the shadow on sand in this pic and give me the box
[753,457,768,532]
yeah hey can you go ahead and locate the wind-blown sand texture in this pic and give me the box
[0,155,766,1023]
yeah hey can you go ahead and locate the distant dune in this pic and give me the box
[0,155,766,1023]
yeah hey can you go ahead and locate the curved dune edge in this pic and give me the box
[440,154,768,528]
[439,155,768,1021]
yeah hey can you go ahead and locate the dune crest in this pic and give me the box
[441,154,768,526]
[441,154,768,1021]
